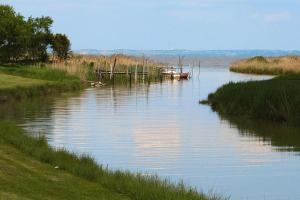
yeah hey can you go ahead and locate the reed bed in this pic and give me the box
[48,54,164,82]
[230,56,300,75]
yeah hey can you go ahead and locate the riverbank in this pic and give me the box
[202,75,300,127]
[0,65,82,102]
[0,121,220,200]
[0,126,129,200]
[230,56,300,75]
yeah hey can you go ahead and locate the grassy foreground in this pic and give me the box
[230,56,300,75]
[0,122,220,200]
[0,135,129,200]
[203,75,300,127]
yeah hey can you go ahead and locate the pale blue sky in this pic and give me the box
[3,0,300,50]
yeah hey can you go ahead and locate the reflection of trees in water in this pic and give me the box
[0,92,82,137]
[0,97,54,124]
[218,113,300,153]
[107,81,161,110]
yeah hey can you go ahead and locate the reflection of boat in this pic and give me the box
[179,72,189,79]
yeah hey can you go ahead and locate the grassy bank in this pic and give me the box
[0,121,221,200]
[230,56,300,75]
[203,75,300,127]
[0,65,81,102]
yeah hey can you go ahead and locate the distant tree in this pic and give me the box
[51,34,71,60]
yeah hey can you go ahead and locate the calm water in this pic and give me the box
[7,59,300,200]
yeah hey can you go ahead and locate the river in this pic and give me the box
[5,57,300,200]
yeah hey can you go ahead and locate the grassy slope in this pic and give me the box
[0,73,49,89]
[205,75,300,126]
[0,141,129,200]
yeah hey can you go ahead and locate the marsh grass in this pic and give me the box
[230,56,300,75]
[0,121,223,200]
[49,54,164,82]
[204,75,300,126]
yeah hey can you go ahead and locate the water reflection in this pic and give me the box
[219,114,300,153]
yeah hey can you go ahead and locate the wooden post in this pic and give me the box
[146,59,149,78]
[110,56,117,80]
[179,56,183,74]
[110,63,113,80]
[142,56,145,82]
[135,63,138,82]
[97,66,100,82]
[129,71,132,87]
[198,60,201,78]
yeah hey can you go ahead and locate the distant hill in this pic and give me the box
[74,49,300,58]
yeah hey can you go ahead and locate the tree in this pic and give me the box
[0,5,28,62]
[51,34,71,60]
[27,16,53,62]
[0,4,69,63]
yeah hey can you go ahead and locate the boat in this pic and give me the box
[162,65,190,80]
[162,67,177,75]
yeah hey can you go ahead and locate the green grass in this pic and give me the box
[203,75,300,127]
[0,65,79,81]
[0,73,49,89]
[0,140,129,200]
[0,66,82,102]
[0,121,222,200]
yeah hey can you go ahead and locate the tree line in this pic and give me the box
[0,5,71,63]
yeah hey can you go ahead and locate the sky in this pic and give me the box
[2,0,300,50]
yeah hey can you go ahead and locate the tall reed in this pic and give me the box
[230,56,300,75]
[48,54,164,82]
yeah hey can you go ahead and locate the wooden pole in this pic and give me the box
[198,60,201,78]
[110,56,117,80]
[179,56,183,74]
[142,56,145,81]
[110,63,113,80]
[146,59,149,78]
[129,71,132,87]
[135,63,138,82]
